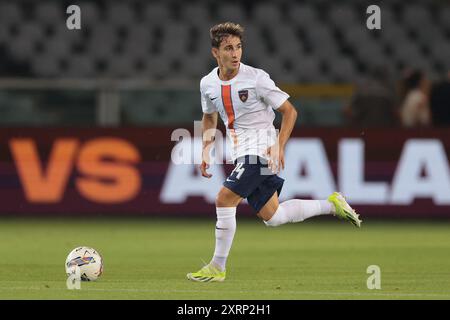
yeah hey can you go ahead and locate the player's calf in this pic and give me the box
[263,199,334,227]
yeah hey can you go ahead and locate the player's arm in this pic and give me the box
[271,100,298,171]
[256,71,297,172]
[277,100,298,152]
[200,112,218,178]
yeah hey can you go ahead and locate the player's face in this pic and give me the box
[213,36,242,71]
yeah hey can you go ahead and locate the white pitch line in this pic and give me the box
[1,287,450,298]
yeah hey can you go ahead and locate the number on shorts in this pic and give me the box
[230,162,245,180]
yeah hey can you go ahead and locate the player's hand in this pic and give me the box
[266,144,285,174]
[200,161,212,178]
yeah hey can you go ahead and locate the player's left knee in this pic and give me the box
[262,206,283,227]
[263,216,281,227]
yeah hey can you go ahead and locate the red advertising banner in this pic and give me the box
[1,127,449,217]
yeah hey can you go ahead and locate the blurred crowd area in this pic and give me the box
[0,0,449,127]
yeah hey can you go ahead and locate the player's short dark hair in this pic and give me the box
[210,22,244,48]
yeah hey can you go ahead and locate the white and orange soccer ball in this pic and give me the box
[65,247,103,281]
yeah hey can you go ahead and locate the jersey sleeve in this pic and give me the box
[200,80,217,114]
[255,70,290,109]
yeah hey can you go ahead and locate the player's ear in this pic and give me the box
[211,47,218,59]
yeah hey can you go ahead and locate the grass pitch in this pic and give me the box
[1,217,450,300]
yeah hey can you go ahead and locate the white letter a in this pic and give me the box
[366,5,381,30]
[66,5,81,30]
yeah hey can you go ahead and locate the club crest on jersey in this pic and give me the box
[238,90,248,102]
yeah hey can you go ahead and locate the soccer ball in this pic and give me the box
[65,246,103,281]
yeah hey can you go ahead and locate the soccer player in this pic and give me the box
[187,22,361,282]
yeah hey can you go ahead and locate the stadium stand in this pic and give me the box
[0,0,448,126]
[0,0,449,82]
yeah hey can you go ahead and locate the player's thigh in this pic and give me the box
[216,186,243,207]
[257,191,279,221]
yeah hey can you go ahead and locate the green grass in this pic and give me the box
[1,217,450,299]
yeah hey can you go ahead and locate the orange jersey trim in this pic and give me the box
[221,85,235,129]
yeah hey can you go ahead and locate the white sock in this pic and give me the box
[264,199,334,227]
[211,207,236,271]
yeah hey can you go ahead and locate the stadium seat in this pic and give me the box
[402,4,433,31]
[107,3,136,27]
[180,55,212,79]
[391,40,423,65]
[440,7,450,32]
[414,24,446,48]
[430,42,450,70]
[86,23,118,61]
[288,4,319,29]
[241,23,269,64]
[16,22,45,44]
[0,2,22,24]
[146,55,172,80]
[125,23,153,56]
[216,4,247,24]
[108,54,136,78]
[354,43,387,69]
[7,36,37,62]
[293,55,322,82]
[159,23,190,60]
[343,28,373,48]
[0,25,9,43]
[44,37,72,59]
[184,3,211,22]
[75,2,101,28]
[143,3,173,26]
[31,53,61,77]
[328,56,359,82]
[65,54,96,77]
[34,2,64,25]
[328,5,359,32]
[252,3,283,26]
[49,27,84,51]
[269,24,303,60]
[379,23,408,46]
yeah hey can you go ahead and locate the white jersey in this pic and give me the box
[200,63,290,161]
